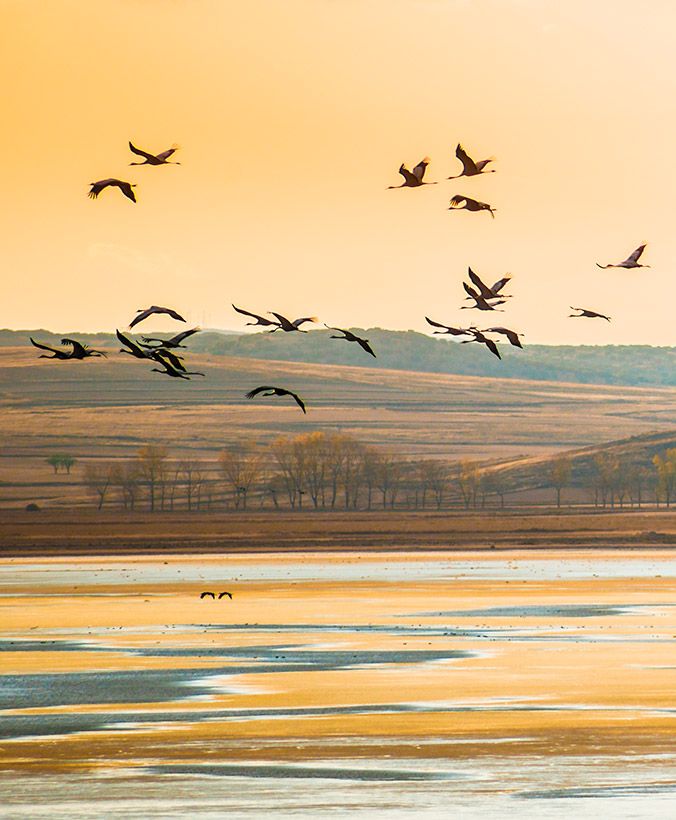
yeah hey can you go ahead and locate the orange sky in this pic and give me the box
[2,0,675,344]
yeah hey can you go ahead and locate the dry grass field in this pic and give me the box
[3,346,676,451]
[1,509,674,555]
[2,345,676,511]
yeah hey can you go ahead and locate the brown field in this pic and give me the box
[2,346,676,510]
[1,509,674,555]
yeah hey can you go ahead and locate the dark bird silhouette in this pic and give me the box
[270,313,317,332]
[461,282,505,311]
[424,317,474,336]
[324,325,376,357]
[218,591,233,599]
[30,337,75,360]
[449,195,495,218]
[151,356,204,379]
[246,386,306,413]
[60,338,107,359]
[232,304,281,329]
[88,179,137,202]
[117,329,153,359]
[569,307,611,321]
[596,244,649,269]
[141,328,200,349]
[128,142,180,166]
[481,326,524,348]
[388,157,437,188]
[150,348,186,372]
[200,592,215,599]
[461,329,501,359]
[448,144,495,178]
[467,268,512,301]
[129,306,186,329]
[489,276,512,296]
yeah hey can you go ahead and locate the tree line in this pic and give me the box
[80,434,676,512]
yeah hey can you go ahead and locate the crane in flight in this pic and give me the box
[141,328,200,349]
[128,142,180,166]
[60,338,107,359]
[425,317,474,337]
[129,306,186,329]
[448,144,495,178]
[270,312,317,332]
[461,282,505,311]
[30,337,105,359]
[151,355,203,379]
[449,195,496,218]
[466,268,512,302]
[246,386,307,413]
[232,305,281,329]
[596,244,649,269]
[388,158,437,188]
[88,179,137,202]
[325,325,376,357]
[480,326,524,348]
[461,329,501,359]
[569,307,611,322]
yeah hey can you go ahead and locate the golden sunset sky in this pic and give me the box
[2,0,675,344]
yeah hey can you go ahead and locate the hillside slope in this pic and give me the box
[3,328,675,387]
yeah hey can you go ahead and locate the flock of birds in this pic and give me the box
[28,141,651,413]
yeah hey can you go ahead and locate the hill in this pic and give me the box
[3,327,675,387]
[485,430,676,495]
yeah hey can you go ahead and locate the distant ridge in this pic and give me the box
[485,430,676,493]
[2,327,675,388]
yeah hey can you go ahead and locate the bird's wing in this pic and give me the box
[129,308,153,329]
[425,316,449,329]
[286,391,307,413]
[128,142,156,161]
[449,195,467,207]
[490,276,511,294]
[116,329,134,349]
[88,180,109,198]
[455,144,478,175]
[61,338,87,356]
[484,338,502,359]
[156,147,178,160]
[463,282,480,300]
[232,304,275,324]
[153,349,186,371]
[30,337,60,353]
[246,386,274,399]
[397,164,417,185]
[163,307,186,322]
[627,244,647,263]
[169,327,200,344]
[412,157,430,182]
[270,312,293,328]
[292,317,317,327]
[119,182,137,203]
[357,337,376,357]
[475,158,494,172]
[467,268,493,298]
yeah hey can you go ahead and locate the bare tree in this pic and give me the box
[219,445,262,510]
[458,461,480,510]
[654,449,676,508]
[550,457,572,508]
[136,445,169,512]
[83,463,114,509]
